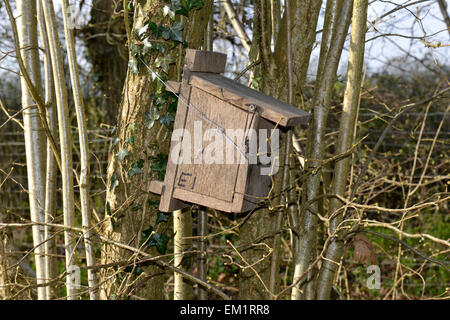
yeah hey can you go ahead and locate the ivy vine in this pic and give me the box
[121,0,204,179]
[112,1,204,256]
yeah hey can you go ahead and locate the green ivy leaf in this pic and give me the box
[128,57,139,74]
[141,226,154,245]
[153,42,167,54]
[149,153,168,181]
[188,0,204,10]
[176,7,189,16]
[168,99,178,113]
[148,21,159,37]
[110,137,119,152]
[128,159,145,177]
[143,38,153,55]
[145,108,160,129]
[155,95,167,107]
[148,199,160,209]
[160,26,171,40]
[124,266,143,276]
[109,174,119,192]
[129,167,144,177]
[116,149,129,163]
[148,233,169,254]
[159,114,175,128]
[172,0,189,17]
[163,5,175,20]
[136,24,149,38]
[126,135,135,146]
[132,203,142,211]
[171,0,204,17]
[170,22,184,42]
[156,211,170,224]
[154,54,176,74]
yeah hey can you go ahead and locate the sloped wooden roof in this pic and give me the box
[188,72,311,127]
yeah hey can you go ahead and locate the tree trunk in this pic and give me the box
[40,0,77,299]
[292,0,353,300]
[101,0,212,300]
[173,209,193,299]
[315,0,368,299]
[37,0,58,299]
[0,221,9,298]
[239,0,321,299]
[60,0,98,299]
[17,0,47,300]
[82,0,128,123]
[437,0,450,37]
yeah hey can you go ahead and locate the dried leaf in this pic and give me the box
[352,234,377,265]
[217,273,226,283]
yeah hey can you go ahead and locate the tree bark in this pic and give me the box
[101,0,213,300]
[223,0,251,53]
[239,0,321,299]
[197,208,208,300]
[17,0,47,300]
[40,0,77,299]
[82,0,128,123]
[315,0,368,299]
[61,0,98,299]
[37,0,57,300]
[173,209,193,299]
[437,0,450,37]
[292,0,353,300]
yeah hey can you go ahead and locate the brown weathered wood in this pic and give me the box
[149,180,164,195]
[241,118,274,212]
[174,188,234,212]
[149,180,189,210]
[159,83,192,212]
[231,110,258,212]
[189,72,311,127]
[172,87,250,212]
[184,49,227,74]
[166,81,181,94]
[165,198,190,211]
[154,49,311,213]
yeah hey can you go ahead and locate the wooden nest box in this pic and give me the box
[150,49,310,213]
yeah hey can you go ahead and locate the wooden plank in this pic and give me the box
[241,118,274,212]
[150,180,189,211]
[189,72,311,127]
[184,49,227,74]
[166,81,181,94]
[173,188,233,213]
[241,163,272,212]
[159,84,192,212]
[173,87,249,206]
[165,198,190,211]
[231,110,256,212]
[149,180,163,195]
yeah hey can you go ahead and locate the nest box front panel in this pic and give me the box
[152,50,311,213]
[172,87,251,211]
